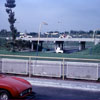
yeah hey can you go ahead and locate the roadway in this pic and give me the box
[18,37,99,42]
[21,77,100,99]
[26,85,100,99]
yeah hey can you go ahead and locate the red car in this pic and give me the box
[0,74,32,100]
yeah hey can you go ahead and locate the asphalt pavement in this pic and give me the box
[21,77,100,92]
[30,86,100,99]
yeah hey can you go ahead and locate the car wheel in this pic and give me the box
[0,90,10,100]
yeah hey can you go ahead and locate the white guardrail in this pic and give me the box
[0,54,100,80]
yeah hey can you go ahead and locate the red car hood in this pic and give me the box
[0,75,32,93]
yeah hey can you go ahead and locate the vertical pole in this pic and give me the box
[62,58,65,80]
[97,64,99,80]
[29,57,31,78]
[36,23,42,56]
[31,41,33,51]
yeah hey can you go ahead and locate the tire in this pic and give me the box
[0,90,11,100]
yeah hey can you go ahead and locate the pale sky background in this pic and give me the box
[0,0,100,33]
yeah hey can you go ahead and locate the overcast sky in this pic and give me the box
[0,0,100,33]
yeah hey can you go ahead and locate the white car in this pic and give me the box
[26,35,32,38]
[59,35,72,39]
[56,47,63,53]
[19,36,25,38]
[66,35,72,38]
[19,35,32,38]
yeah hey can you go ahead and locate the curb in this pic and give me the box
[22,77,100,92]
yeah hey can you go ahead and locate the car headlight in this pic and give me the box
[20,93,23,97]
[20,88,32,97]
[28,89,31,93]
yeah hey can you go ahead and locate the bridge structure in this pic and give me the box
[18,37,100,51]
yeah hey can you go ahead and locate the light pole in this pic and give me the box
[37,22,48,55]
[58,21,62,37]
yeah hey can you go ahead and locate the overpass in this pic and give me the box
[17,37,100,51]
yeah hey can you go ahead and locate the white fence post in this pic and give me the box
[62,58,65,80]
[29,57,32,78]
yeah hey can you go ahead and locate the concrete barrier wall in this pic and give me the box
[66,62,98,80]
[32,60,62,77]
[2,59,29,75]
[0,58,100,80]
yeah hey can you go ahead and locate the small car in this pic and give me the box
[59,35,72,39]
[56,47,63,53]
[0,74,32,100]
